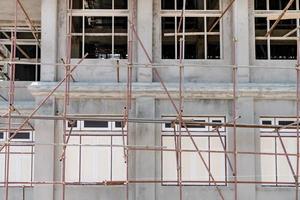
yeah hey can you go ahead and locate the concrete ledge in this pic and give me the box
[28,82,298,100]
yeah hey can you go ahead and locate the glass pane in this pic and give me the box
[254,0,267,10]
[84,121,108,128]
[161,0,175,9]
[269,0,296,10]
[72,0,83,9]
[185,17,204,33]
[270,40,297,60]
[255,17,267,36]
[270,19,297,37]
[71,36,83,58]
[85,36,112,59]
[84,0,112,9]
[72,16,83,33]
[207,0,219,10]
[255,40,267,59]
[207,35,220,59]
[114,17,128,33]
[177,0,204,10]
[10,132,30,139]
[15,64,39,81]
[114,0,127,9]
[207,17,220,32]
[85,17,112,33]
[185,35,205,59]
[162,17,175,59]
[114,36,127,59]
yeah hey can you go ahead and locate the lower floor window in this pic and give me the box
[161,134,226,185]
[0,131,34,186]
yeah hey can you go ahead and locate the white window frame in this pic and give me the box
[9,131,33,142]
[80,120,112,131]
[111,121,127,131]
[161,116,227,186]
[260,117,275,133]
[70,0,129,59]
[209,117,226,132]
[160,0,222,60]
[254,0,300,61]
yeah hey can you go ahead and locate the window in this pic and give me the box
[0,31,40,81]
[161,0,221,59]
[254,0,299,60]
[65,120,127,183]
[0,131,34,186]
[70,0,128,59]
[260,117,300,186]
[161,116,226,185]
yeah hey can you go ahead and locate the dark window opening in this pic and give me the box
[84,120,109,128]
[270,40,297,60]
[207,35,220,59]
[114,0,128,9]
[165,123,172,128]
[15,64,40,81]
[185,17,204,32]
[262,120,272,125]
[84,0,112,9]
[114,36,127,59]
[269,0,296,10]
[278,121,295,126]
[85,36,112,59]
[185,35,205,59]
[212,120,222,129]
[71,36,83,58]
[162,17,175,59]
[10,132,30,139]
[255,0,267,10]
[85,17,112,33]
[207,0,219,10]
[72,0,83,9]
[255,40,268,60]
[255,18,267,37]
[0,132,3,139]
[68,120,78,128]
[161,0,175,9]
[270,19,297,37]
[5,45,40,59]
[207,17,220,32]
[72,17,83,33]
[115,121,125,128]
[177,0,204,10]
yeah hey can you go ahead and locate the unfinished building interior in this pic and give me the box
[1,0,300,200]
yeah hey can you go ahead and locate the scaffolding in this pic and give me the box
[1,0,300,200]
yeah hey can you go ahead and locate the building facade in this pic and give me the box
[1,0,300,199]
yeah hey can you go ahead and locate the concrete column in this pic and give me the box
[33,97,55,200]
[41,0,57,81]
[135,97,155,200]
[137,0,153,82]
[236,97,256,200]
[233,0,250,82]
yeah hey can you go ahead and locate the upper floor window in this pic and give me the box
[70,0,128,59]
[161,0,221,60]
[254,0,299,60]
[161,116,226,185]
[0,30,40,81]
[260,117,300,186]
[65,120,127,183]
[72,0,128,9]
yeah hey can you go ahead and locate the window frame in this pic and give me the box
[253,0,300,61]
[161,116,227,186]
[159,0,223,61]
[69,1,129,60]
